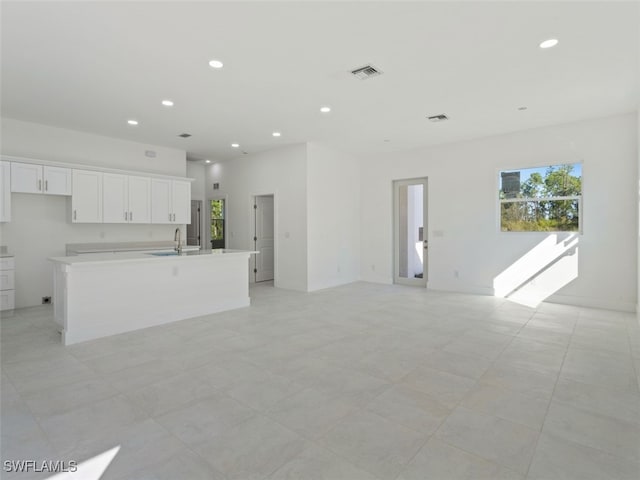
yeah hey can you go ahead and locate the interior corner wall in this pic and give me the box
[306,142,361,291]
[637,109,640,317]
[0,118,188,308]
[361,113,638,312]
[186,162,206,247]
[204,144,308,291]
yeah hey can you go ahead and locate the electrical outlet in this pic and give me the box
[42,296,52,304]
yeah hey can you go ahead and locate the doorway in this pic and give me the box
[253,195,274,282]
[393,178,428,287]
[209,198,226,249]
[187,200,201,246]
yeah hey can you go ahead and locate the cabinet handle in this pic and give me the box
[130,211,133,221]
[73,210,77,221]
[173,213,176,222]
[124,211,128,221]
[38,179,42,191]
[45,180,48,192]
[169,213,171,222]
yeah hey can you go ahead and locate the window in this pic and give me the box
[499,163,582,232]
[210,199,225,248]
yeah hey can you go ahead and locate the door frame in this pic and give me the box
[249,192,277,285]
[207,195,228,250]
[393,177,428,287]
[187,199,202,246]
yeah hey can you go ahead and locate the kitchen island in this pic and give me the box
[49,249,257,345]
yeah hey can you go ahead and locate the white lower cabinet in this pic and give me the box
[0,256,15,311]
[71,169,103,223]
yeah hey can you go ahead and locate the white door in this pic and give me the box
[172,180,191,224]
[11,162,42,193]
[43,166,72,195]
[128,175,151,224]
[102,173,128,223]
[151,178,172,224]
[393,178,428,287]
[72,169,103,223]
[254,195,274,282]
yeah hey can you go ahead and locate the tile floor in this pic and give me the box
[1,282,639,479]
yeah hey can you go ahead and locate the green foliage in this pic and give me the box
[210,200,225,241]
[500,164,581,232]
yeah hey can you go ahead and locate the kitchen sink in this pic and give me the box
[148,251,180,256]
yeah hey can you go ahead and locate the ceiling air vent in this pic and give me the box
[427,114,449,123]
[178,133,192,138]
[351,64,383,80]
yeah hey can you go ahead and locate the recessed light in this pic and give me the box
[539,38,558,49]
[127,119,139,126]
[272,132,281,137]
[205,160,211,164]
[208,59,224,69]
[231,143,240,148]
[161,100,174,107]
[320,106,331,113]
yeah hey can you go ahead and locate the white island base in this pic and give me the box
[50,250,255,345]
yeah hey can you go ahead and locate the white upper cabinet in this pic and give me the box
[103,174,151,224]
[151,178,172,224]
[151,178,190,224]
[72,169,103,223]
[172,180,191,224]
[102,173,128,223]
[43,166,72,195]
[0,162,11,222]
[128,175,152,224]
[11,162,71,195]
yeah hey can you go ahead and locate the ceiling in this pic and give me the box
[1,1,638,163]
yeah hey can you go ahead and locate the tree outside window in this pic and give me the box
[499,164,582,232]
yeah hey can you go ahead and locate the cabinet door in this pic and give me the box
[0,162,11,222]
[72,169,103,223]
[102,173,128,223]
[128,175,151,224]
[43,166,72,195]
[172,180,191,224]
[151,178,172,224]
[10,162,43,193]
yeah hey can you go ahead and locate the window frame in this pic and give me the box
[496,163,583,235]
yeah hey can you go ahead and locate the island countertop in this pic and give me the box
[49,249,258,266]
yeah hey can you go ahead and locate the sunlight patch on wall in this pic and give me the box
[493,234,579,308]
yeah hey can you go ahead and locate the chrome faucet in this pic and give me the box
[174,228,182,253]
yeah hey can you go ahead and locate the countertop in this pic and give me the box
[65,241,199,255]
[49,249,258,266]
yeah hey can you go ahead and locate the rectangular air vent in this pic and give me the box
[351,64,383,80]
[178,133,192,138]
[427,114,449,122]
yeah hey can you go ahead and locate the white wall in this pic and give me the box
[186,161,206,247]
[0,118,188,308]
[204,144,308,291]
[306,142,360,291]
[361,113,638,312]
[1,118,186,176]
